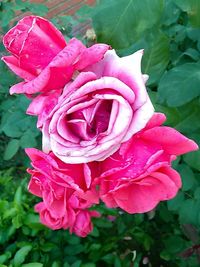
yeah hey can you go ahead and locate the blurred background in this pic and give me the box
[0,0,200,266]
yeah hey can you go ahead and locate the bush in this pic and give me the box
[0,0,200,266]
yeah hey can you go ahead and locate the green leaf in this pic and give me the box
[89,244,101,251]
[114,257,121,267]
[65,244,84,256]
[51,262,60,267]
[20,130,37,149]
[187,27,200,41]
[90,227,99,237]
[67,235,80,245]
[14,186,22,205]
[12,215,23,229]
[22,263,43,267]
[3,139,20,160]
[0,226,16,244]
[164,236,185,253]
[13,245,32,267]
[181,48,200,61]
[1,9,14,27]
[157,63,200,107]
[194,187,200,199]
[40,242,56,252]
[71,261,82,267]
[142,31,170,85]
[173,0,200,27]
[179,199,200,225]
[183,134,200,171]
[23,214,44,231]
[0,252,11,264]
[184,151,200,171]
[159,204,173,222]
[95,218,113,228]
[160,250,171,261]
[3,207,17,219]
[1,111,26,138]
[149,91,180,127]
[167,192,185,211]
[161,0,180,26]
[175,106,200,134]
[92,0,164,49]
[177,164,195,191]
[0,200,9,214]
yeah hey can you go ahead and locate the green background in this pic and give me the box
[0,0,200,266]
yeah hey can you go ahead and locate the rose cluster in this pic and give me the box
[2,16,198,237]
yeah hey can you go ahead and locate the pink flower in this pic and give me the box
[26,148,100,237]
[35,202,74,230]
[41,49,154,163]
[35,198,99,237]
[26,148,99,205]
[2,16,109,95]
[99,113,198,214]
[71,209,100,237]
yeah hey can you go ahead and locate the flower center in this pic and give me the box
[89,100,112,134]
[66,99,112,141]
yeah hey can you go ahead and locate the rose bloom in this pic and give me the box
[26,148,100,237]
[26,148,99,204]
[35,198,99,237]
[98,113,198,214]
[2,15,154,164]
[39,49,154,163]
[2,16,109,95]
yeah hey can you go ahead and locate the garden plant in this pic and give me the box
[1,0,200,267]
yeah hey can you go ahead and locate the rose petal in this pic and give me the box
[141,126,199,155]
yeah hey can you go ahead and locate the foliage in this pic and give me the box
[0,0,200,266]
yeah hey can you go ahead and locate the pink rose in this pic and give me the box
[26,148,100,237]
[2,16,109,95]
[70,209,100,237]
[35,198,99,237]
[41,49,154,163]
[99,113,198,214]
[35,202,74,230]
[26,148,99,204]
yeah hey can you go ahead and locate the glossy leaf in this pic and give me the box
[158,63,200,107]
[13,245,32,267]
[142,31,170,85]
[3,139,20,160]
[22,263,43,267]
[92,0,164,49]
